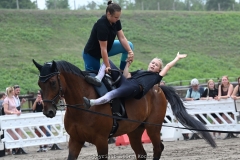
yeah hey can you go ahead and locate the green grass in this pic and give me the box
[1,10,240,93]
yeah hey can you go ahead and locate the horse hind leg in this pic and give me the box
[67,137,85,160]
[145,126,164,160]
[127,126,147,160]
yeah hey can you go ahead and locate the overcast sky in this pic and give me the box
[33,0,104,10]
[33,0,240,10]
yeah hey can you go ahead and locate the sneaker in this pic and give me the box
[37,148,43,152]
[85,76,101,87]
[83,97,91,109]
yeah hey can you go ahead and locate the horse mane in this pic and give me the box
[55,60,86,77]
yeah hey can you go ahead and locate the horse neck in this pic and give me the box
[61,72,95,104]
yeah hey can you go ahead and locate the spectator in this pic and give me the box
[184,78,205,140]
[32,90,48,152]
[3,87,21,155]
[185,78,205,101]
[13,85,27,111]
[231,76,240,100]
[217,76,234,123]
[200,79,218,100]
[200,79,220,139]
[0,92,6,116]
[217,76,233,100]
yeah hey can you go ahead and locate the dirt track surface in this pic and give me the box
[2,138,240,160]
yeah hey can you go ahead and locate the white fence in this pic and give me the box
[161,98,240,141]
[0,111,67,149]
[1,99,240,150]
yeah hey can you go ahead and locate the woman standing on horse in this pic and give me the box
[83,0,134,73]
[83,52,187,108]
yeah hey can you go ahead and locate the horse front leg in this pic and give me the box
[95,138,109,160]
[67,137,85,160]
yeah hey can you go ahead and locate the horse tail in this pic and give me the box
[160,86,217,148]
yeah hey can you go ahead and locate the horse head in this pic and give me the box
[33,59,63,118]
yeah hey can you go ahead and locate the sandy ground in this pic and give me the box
[1,137,240,160]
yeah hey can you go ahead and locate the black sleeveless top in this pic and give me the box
[221,85,228,96]
[130,70,162,99]
[201,88,218,98]
[35,102,43,112]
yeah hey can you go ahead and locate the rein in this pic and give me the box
[62,103,240,134]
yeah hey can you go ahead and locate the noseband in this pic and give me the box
[39,71,63,110]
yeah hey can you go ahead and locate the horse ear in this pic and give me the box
[52,60,57,71]
[32,59,43,71]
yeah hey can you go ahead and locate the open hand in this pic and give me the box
[176,52,187,59]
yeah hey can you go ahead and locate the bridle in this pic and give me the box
[39,71,63,110]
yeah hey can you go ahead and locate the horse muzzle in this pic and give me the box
[43,105,57,118]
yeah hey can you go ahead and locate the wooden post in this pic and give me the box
[232,4,234,11]
[54,0,57,9]
[141,2,144,10]
[180,81,182,86]
[16,0,19,9]
[173,1,175,11]
[74,0,76,10]
[158,2,160,10]
[218,3,220,11]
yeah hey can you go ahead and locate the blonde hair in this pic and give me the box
[6,86,14,96]
[152,57,164,71]
[207,79,215,88]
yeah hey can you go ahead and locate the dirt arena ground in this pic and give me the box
[2,136,240,160]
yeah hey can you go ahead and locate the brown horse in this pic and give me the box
[33,60,216,160]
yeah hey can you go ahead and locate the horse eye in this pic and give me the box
[50,81,56,86]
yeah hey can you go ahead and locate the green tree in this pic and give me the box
[0,0,36,9]
[134,0,185,10]
[206,0,235,11]
[46,0,69,9]
[184,0,205,11]
[86,1,97,10]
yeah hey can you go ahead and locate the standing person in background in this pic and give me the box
[13,85,26,112]
[3,87,21,155]
[200,79,218,100]
[185,78,205,101]
[200,79,220,139]
[83,0,134,73]
[231,77,240,100]
[217,76,233,100]
[32,90,48,152]
[0,93,6,116]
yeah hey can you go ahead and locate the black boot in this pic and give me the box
[83,97,91,109]
[85,75,101,87]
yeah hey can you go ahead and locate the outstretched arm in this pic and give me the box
[159,52,187,77]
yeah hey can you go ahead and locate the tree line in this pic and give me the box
[0,0,240,11]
